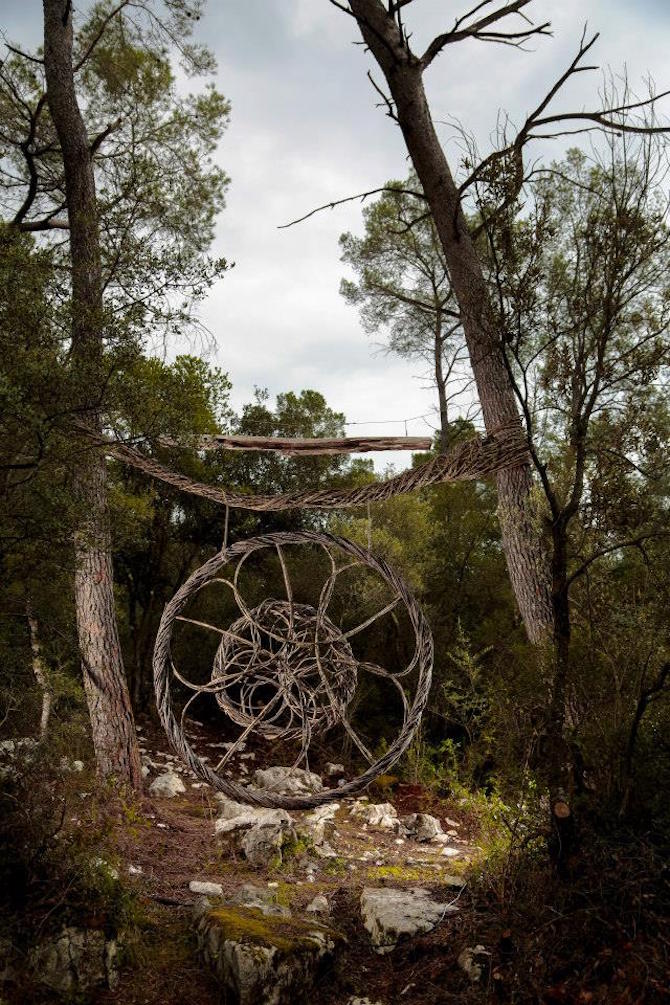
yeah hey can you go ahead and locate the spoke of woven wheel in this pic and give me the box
[315,553,399,643]
[311,628,375,765]
[316,546,362,615]
[227,539,351,652]
[180,687,209,735]
[358,661,410,724]
[175,615,257,650]
[291,690,314,770]
[213,688,286,771]
[173,666,243,697]
[227,557,317,652]
[171,656,251,696]
[210,573,258,625]
[172,622,286,693]
[340,713,376,765]
[342,595,402,640]
[275,543,294,626]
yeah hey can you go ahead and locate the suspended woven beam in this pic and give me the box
[90,422,530,512]
[159,434,432,455]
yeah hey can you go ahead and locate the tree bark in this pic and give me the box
[26,601,52,739]
[347,0,553,643]
[433,312,449,451]
[545,525,575,865]
[43,0,141,787]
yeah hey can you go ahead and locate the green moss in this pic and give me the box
[280,833,313,862]
[366,863,433,883]
[205,905,341,954]
[322,857,348,877]
[270,881,293,908]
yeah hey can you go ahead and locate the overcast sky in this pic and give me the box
[3,1,670,468]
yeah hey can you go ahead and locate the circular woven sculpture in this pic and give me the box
[212,600,358,741]
[153,530,433,809]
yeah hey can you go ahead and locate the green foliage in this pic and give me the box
[1,0,232,346]
[401,730,460,791]
[0,732,139,944]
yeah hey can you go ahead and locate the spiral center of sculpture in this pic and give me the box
[211,599,358,741]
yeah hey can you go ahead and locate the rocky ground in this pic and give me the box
[91,716,487,1005]
[4,722,668,1004]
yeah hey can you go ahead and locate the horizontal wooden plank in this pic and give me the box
[159,434,433,455]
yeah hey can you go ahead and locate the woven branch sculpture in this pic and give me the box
[92,421,529,808]
[153,530,433,810]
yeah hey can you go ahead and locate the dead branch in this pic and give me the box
[158,433,432,455]
[420,1,551,69]
[278,185,426,229]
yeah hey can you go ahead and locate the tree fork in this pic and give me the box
[347,0,553,643]
[43,0,142,788]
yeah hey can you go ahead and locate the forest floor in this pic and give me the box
[6,715,670,1005]
[82,716,670,1005]
[95,715,479,1005]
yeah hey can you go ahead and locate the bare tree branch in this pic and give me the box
[568,531,670,587]
[420,0,551,69]
[278,186,426,229]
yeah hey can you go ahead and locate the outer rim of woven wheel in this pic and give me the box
[153,530,434,810]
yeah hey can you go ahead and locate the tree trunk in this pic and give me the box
[546,528,575,866]
[26,601,52,739]
[348,1,553,643]
[433,313,449,452]
[43,0,141,787]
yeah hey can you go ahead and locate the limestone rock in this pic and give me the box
[241,819,296,869]
[402,813,444,842]
[149,770,186,798]
[193,899,343,1005]
[189,880,224,897]
[214,805,293,836]
[457,944,491,982]
[325,762,345,776]
[313,841,337,858]
[253,766,323,796]
[215,794,253,817]
[302,802,339,846]
[229,884,288,916]
[28,927,118,994]
[360,887,457,954]
[350,801,400,831]
[440,846,462,858]
[443,875,467,889]
[306,895,329,914]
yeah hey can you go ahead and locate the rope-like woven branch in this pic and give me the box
[153,530,433,809]
[95,423,529,512]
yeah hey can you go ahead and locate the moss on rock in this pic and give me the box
[205,904,338,953]
[194,901,345,1005]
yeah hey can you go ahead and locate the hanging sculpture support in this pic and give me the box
[90,421,530,809]
[92,421,529,511]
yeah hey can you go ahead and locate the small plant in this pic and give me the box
[401,728,460,791]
